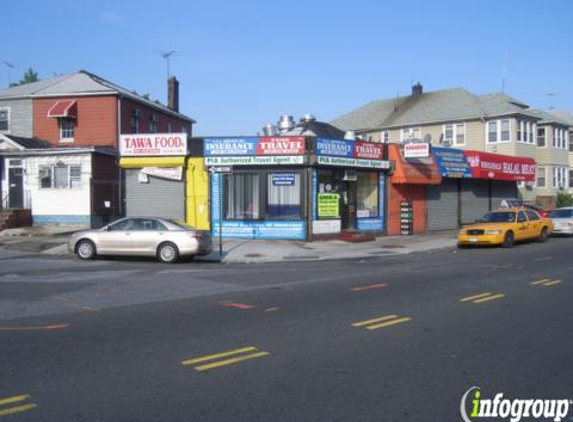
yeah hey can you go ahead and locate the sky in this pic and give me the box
[2,0,572,135]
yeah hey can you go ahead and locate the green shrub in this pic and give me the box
[556,192,573,208]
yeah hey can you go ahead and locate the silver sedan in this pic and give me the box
[68,217,212,263]
[549,207,573,236]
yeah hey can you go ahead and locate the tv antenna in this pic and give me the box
[2,61,15,87]
[158,51,177,79]
[546,93,557,110]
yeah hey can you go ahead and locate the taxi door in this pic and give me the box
[526,210,543,239]
[515,211,530,240]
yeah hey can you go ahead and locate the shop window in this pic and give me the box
[225,173,260,220]
[356,172,379,218]
[266,173,301,219]
[39,164,81,189]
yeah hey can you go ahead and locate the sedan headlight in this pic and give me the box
[485,230,501,235]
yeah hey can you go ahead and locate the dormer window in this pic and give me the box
[0,108,9,132]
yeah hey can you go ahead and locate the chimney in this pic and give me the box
[412,82,423,96]
[167,76,179,112]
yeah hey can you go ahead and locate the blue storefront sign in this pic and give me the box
[272,173,296,186]
[210,173,306,240]
[204,137,258,156]
[315,138,354,157]
[432,147,473,178]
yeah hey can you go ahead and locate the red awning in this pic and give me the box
[388,144,442,185]
[47,100,77,119]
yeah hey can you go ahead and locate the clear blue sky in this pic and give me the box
[2,0,572,135]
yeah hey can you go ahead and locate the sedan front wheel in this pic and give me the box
[77,240,97,260]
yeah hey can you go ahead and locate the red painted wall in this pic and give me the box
[34,96,118,148]
[388,184,427,235]
[120,98,192,135]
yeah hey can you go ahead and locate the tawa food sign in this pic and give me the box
[120,133,187,156]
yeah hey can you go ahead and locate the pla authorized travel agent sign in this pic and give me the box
[120,133,188,156]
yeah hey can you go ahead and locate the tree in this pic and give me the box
[19,68,39,85]
[556,192,573,208]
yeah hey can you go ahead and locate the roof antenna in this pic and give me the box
[501,49,508,93]
[2,61,15,88]
[158,51,177,79]
[546,93,557,110]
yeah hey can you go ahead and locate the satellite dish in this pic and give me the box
[423,133,432,143]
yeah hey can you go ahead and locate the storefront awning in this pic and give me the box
[119,156,186,168]
[388,144,442,185]
[47,100,77,119]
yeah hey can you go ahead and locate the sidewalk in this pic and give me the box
[0,225,458,263]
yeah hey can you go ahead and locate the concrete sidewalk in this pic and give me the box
[0,225,458,263]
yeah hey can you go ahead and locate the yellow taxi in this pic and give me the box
[458,208,553,248]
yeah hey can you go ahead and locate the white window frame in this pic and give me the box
[400,127,421,143]
[443,123,466,146]
[486,119,512,144]
[39,164,82,189]
[381,131,390,143]
[537,126,547,148]
[59,118,75,142]
[553,127,568,150]
[536,166,546,188]
[517,120,536,145]
[553,166,568,189]
[0,107,9,132]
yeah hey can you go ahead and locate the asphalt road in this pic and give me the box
[0,237,572,421]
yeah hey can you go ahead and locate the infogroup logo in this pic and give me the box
[460,386,572,422]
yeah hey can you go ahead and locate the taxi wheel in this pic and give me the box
[538,227,549,243]
[502,231,514,248]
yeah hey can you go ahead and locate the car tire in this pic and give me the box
[157,242,179,264]
[538,227,549,243]
[76,239,97,260]
[502,231,514,248]
[457,243,469,249]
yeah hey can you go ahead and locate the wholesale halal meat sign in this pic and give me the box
[120,133,188,156]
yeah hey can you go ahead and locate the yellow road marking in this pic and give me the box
[352,314,398,327]
[194,352,269,371]
[182,346,258,366]
[0,403,38,416]
[472,294,505,303]
[0,395,30,406]
[531,278,551,285]
[366,317,412,330]
[460,293,492,302]
[542,279,562,286]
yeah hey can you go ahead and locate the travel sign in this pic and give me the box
[204,137,306,156]
[315,138,384,160]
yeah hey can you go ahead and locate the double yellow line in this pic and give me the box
[0,394,37,417]
[531,278,563,287]
[352,314,411,330]
[182,346,269,371]
[460,292,505,303]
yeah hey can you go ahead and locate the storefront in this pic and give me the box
[118,132,209,230]
[428,147,535,230]
[204,136,391,241]
[386,143,441,235]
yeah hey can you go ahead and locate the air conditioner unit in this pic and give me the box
[443,139,452,147]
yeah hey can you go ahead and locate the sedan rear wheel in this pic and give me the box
[158,242,179,264]
[502,231,514,248]
[77,240,96,260]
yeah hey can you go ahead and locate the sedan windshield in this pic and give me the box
[549,209,573,219]
[479,212,516,223]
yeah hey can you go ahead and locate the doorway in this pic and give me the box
[8,165,24,209]
[340,180,357,230]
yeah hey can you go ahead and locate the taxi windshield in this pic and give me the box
[479,212,516,223]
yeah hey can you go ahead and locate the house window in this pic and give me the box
[39,165,82,189]
[130,110,140,133]
[517,120,536,144]
[487,119,511,143]
[553,127,567,149]
[401,127,421,142]
[443,123,465,146]
[536,167,546,188]
[59,118,75,141]
[569,169,573,188]
[225,173,260,220]
[266,173,301,219]
[517,120,523,141]
[553,167,568,189]
[537,126,546,147]
[381,131,390,143]
[0,108,9,131]
[149,114,158,133]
